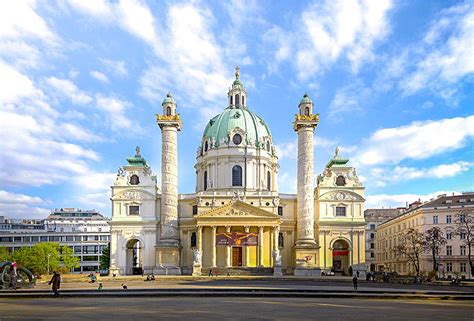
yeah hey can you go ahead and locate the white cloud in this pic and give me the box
[268,0,394,79]
[90,70,109,83]
[75,190,110,215]
[328,82,371,120]
[45,76,93,105]
[0,40,41,69]
[278,172,297,194]
[74,172,115,191]
[399,3,474,100]
[95,95,132,130]
[0,1,56,43]
[0,61,38,104]
[368,161,473,187]
[101,59,128,77]
[366,191,460,209]
[355,116,474,166]
[0,190,51,219]
[276,137,336,160]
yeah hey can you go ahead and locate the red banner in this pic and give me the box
[216,232,258,246]
[332,250,349,256]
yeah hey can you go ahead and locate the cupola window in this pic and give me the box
[235,94,240,106]
[305,107,310,116]
[266,141,270,152]
[204,171,208,191]
[232,165,243,186]
[130,175,140,185]
[336,175,346,186]
[230,95,233,105]
[204,141,209,152]
[242,96,245,106]
[166,106,171,116]
[233,134,242,145]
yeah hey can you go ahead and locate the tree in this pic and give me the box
[60,245,79,272]
[395,228,425,276]
[14,242,61,275]
[0,246,12,262]
[424,227,447,273]
[100,243,110,270]
[455,210,474,278]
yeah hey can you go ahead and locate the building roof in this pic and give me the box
[162,92,176,106]
[299,92,313,106]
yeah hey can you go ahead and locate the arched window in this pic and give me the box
[230,95,233,105]
[235,94,240,106]
[204,171,208,191]
[166,106,171,116]
[266,141,271,152]
[130,174,140,185]
[336,175,346,186]
[191,232,197,247]
[232,165,242,186]
[267,171,271,191]
[242,96,245,106]
[204,141,208,152]
[305,107,310,116]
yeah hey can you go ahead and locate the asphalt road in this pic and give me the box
[0,297,473,321]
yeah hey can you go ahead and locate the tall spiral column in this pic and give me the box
[156,92,182,275]
[293,93,321,276]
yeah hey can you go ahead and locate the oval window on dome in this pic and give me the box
[233,134,242,145]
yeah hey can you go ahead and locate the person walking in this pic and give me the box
[49,272,61,298]
[352,275,358,290]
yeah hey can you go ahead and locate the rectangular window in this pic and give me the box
[460,214,466,223]
[335,207,346,217]
[75,236,81,242]
[460,232,466,239]
[192,205,198,215]
[370,243,374,249]
[433,215,438,224]
[66,236,74,242]
[129,206,140,215]
[278,232,284,248]
[446,262,453,272]
[460,262,467,273]
[100,235,108,241]
[74,246,81,254]
[370,224,376,230]
[446,232,452,240]
[0,237,12,243]
[370,233,375,239]
[446,215,452,224]
[370,253,374,258]
[82,255,99,262]
[278,206,283,216]
[460,245,466,256]
[31,236,39,242]
[23,236,31,243]
[40,236,48,242]
[446,245,452,256]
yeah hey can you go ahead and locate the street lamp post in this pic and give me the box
[47,253,51,275]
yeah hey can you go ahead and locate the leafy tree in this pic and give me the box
[395,228,425,276]
[60,245,79,272]
[0,246,12,262]
[424,227,447,272]
[14,242,60,275]
[455,210,474,278]
[100,243,110,270]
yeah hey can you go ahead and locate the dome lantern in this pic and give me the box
[228,66,247,109]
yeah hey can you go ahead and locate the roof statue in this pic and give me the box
[135,146,141,157]
[335,146,340,157]
[235,65,240,79]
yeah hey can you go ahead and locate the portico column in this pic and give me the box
[243,226,250,267]
[211,226,217,267]
[197,226,203,254]
[258,226,264,267]
[225,226,232,267]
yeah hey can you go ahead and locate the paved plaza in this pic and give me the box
[0,297,473,321]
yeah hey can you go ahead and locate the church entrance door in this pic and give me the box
[232,247,242,266]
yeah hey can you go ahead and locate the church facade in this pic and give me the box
[109,68,366,276]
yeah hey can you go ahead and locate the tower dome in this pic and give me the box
[195,67,278,194]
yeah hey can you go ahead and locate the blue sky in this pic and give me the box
[0,0,473,219]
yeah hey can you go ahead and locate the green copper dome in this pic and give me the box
[299,93,312,105]
[202,107,272,148]
[162,92,176,105]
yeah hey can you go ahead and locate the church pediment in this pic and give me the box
[319,190,365,202]
[196,200,281,223]
[112,189,155,201]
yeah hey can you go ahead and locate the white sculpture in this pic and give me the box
[193,248,202,266]
[272,249,282,267]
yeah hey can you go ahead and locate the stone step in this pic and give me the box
[201,267,274,276]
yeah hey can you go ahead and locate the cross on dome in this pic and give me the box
[235,65,240,79]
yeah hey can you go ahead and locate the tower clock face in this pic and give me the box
[233,133,242,145]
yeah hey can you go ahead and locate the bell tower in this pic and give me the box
[293,92,321,276]
[156,92,182,275]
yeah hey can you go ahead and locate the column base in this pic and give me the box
[155,245,182,275]
[192,264,202,276]
[274,266,283,277]
[294,245,320,276]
